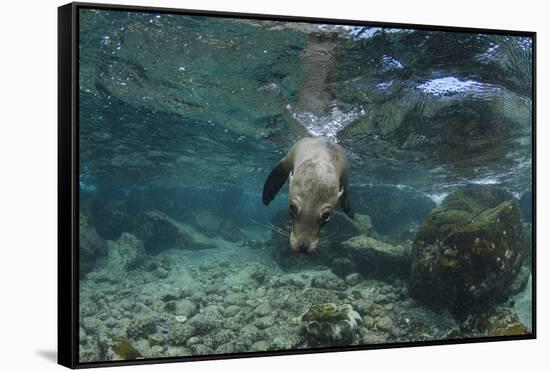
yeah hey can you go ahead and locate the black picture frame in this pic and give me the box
[58,2,537,368]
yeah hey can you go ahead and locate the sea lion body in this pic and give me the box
[263,137,354,253]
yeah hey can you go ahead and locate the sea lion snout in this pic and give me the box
[290,228,319,254]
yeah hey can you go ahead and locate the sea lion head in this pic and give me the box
[287,159,343,254]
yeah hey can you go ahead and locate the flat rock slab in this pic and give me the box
[342,236,411,277]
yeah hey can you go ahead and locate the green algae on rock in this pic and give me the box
[410,185,527,315]
[98,335,143,361]
[462,306,530,337]
[301,303,362,343]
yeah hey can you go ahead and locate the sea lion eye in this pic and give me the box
[321,211,331,222]
[289,204,298,218]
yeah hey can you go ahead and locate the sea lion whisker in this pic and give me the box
[318,233,355,245]
[269,223,291,237]
[249,218,271,229]
[271,231,290,242]
[269,225,290,238]
[268,222,288,232]
[340,234,358,239]
[249,218,290,237]
[270,226,289,237]
[326,224,341,237]
[271,229,290,239]
[249,220,290,241]
[324,230,339,239]
[267,226,288,236]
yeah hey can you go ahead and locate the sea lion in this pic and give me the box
[263,137,354,254]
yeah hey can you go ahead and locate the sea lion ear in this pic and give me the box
[263,161,291,206]
[340,187,354,219]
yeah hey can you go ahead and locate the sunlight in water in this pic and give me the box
[286,103,366,142]
[417,77,484,96]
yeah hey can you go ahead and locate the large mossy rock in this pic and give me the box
[409,185,527,316]
[79,212,108,276]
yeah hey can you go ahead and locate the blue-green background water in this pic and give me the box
[78,9,533,363]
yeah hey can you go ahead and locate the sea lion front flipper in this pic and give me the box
[263,160,291,206]
[340,188,355,219]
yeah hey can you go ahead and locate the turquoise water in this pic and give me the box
[78,9,533,363]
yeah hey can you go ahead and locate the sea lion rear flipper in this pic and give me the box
[340,188,355,219]
[263,161,291,206]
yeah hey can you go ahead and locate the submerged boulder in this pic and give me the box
[89,199,134,240]
[301,303,362,344]
[79,213,108,276]
[137,211,215,254]
[106,233,146,271]
[192,210,247,243]
[342,236,412,277]
[126,316,158,340]
[409,185,527,315]
[224,263,268,288]
[331,257,358,277]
